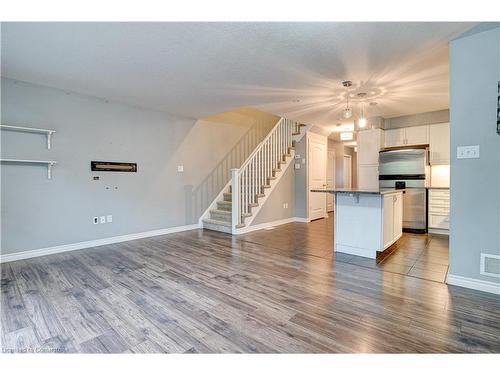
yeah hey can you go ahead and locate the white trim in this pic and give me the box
[447,274,500,295]
[293,217,310,223]
[0,224,199,263]
[480,253,500,278]
[428,228,449,236]
[236,217,308,234]
[335,244,376,259]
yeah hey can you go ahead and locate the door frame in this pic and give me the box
[327,149,336,212]
[343,154,352,189]
[307,131,328,221]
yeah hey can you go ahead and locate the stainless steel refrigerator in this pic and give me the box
[379,148,428,233]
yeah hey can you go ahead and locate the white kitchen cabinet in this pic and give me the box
[384,126,429,147]
[357,129,384,165]
[405,125,429,145]
[358,165,379,190]
[333,190,403,259]
[428,188,450,234]
[429,123,450,165]
[393,192,403,239]
[383,192,403,248]
[384,128,405,148]
[357,129,384,190]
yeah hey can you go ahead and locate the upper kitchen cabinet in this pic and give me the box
[429,123,450,165]
[357,128,384,165]
[384,125,429,147]
[405,125,429,145]
[357,128,384,190]
[384,128,405,148]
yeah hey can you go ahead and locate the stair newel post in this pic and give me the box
[231,168,240,233]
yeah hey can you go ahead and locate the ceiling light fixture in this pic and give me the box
[341,80,353,119]
[357,92,367,128]
[340,132,354,141]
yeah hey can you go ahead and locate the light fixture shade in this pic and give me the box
[343,107,353,119]
[358,117,367,128]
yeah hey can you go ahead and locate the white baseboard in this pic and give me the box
[447,274,500,295]
[428,228,449,236]
[293,217,310,223]
[236,217,306,234]
[335,244,376,259]
[0,223,200,263]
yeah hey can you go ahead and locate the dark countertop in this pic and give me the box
[311,188,404,195]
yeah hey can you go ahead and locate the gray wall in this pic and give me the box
[252,165,295,225]
[384,109,449,129]
[449,27,500,282]
[0,78,275,254]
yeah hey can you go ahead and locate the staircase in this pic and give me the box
[201,117,306,234]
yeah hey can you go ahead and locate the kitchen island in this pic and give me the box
[312,188,403,259]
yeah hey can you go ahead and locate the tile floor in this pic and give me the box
[339,233,450,283]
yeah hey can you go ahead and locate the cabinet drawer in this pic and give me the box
[429,213,450,229]
[429,189,450,198]
[429,198,450,206]
[429,205,450,214]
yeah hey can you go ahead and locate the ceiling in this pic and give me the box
[1,22,476,127]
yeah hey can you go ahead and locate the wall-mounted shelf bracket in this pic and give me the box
[0,125,56,149]
[0,159,57,179]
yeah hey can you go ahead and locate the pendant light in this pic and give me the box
[342,80,353,119]
[357,92,367,128]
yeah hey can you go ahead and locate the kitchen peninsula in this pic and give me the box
[312,188,403,259]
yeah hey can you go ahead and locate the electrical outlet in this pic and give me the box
[295,163,301,169]
[457,145,480,159]
[107,215,113,223]
[177,165,184,172]
[93,217,99,225]
[100,216,106,224]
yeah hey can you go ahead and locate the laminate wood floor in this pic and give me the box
[2,215,499,353]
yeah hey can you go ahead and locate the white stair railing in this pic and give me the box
[230,118,301,231]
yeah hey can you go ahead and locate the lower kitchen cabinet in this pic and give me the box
[383,191,403,249]
[428,188,450,234]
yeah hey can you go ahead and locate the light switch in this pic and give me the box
[177,165,184,172]
[295,154,301,159]
[302,158,306,164]
[457,145,480,159]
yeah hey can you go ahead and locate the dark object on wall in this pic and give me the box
[497,81,500,135]
[91,161,137,172]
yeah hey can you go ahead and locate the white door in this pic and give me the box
[308,134,327,220]
[327,150,336,212]
[343,155,352,189]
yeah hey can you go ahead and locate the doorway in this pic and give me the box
[343,155,352,189]
[327,150,336,212]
